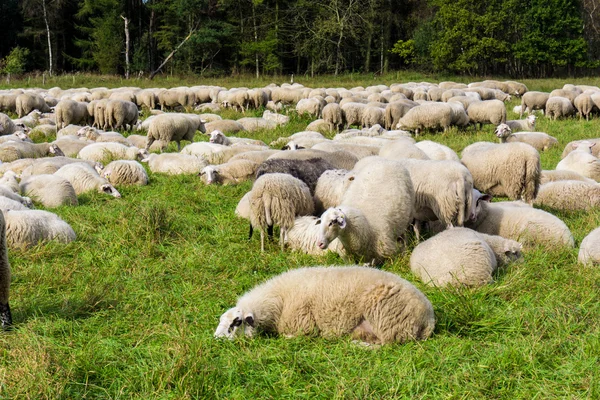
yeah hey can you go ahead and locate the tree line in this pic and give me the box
[1,0,599,78]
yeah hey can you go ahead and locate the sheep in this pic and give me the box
[255,157,335,195]
[247,88,269,109]
[549,89,580,103]
[101,160,148,186]
[505,81,528,97]
[540,169,597,185]
[578,228,600,266]
[228,150,280,164]
[262,110,289,125]
[414,140,459,161]
[20,174,79,208]
[447,101,470,127]
[199,160,259,185]
[268,148,358,171]
[322,103,343,132]
[15,93,51,117]
[341,102,367,129]
[0,113,17,135]
[396,103,453,135]
[57,124,86,139]
[270,131,326,148]
[520,91,549,117]
[574,93,596,120]
[313,169,351,214]
[296,98,323,118]
[55,163,121,197]
[410,227,522,287]
[158,88,196,110]
[317,158,415,264]
[104,100,139,131]
[55,100,89,130]
[312,141,380,160]
[76,126,130,146]
[4,209,76,249]
[361,106,385,128]
[141,153,208,175]
[545,96,575,120]
[556,141,600,181]
[505,115,536,132]
[467,100,507,129]
[204,119,245,134]
[466,191,574,249]
[379,139,430,160]
[78,142,148,163]
[20,156,101,178]
[0,171,21,193]
[221,89,248,112]
[461,141,541,203]
[215,265,435,344]
[533,180,600,211]
[249,173,315,251]
[0,132,32,144]
[494,124,558,152]
[562,138,600,159]
[0,211,10,329]
[209,130,266,147]
[384,100,418,130]
[52,136,93,158]
[284,216,345,255]
[236,117,277,132]
[0,141,65,162]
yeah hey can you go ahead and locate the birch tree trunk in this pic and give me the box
[42,0,53,76]
[121,15,130,79]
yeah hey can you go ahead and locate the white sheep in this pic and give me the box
[77,126,130,146]
[146,113,206,151]
[533,180,600,211]
[77,142,148,163]
[20,174,79,208]
[461,141,541,203]
[545,97,575,120]
[562,138,600,159]
[410,227,522,287]
[520,91,550,117]
[467,100,507,129]
[228,150,280,165]
[55,99,89,130]
[215,266,435,345]
[414,140,459,161]
[578,228,600,266]
[205,119,246,134]
[505,115,536,132]
[574,93,596,120]
[141,153,208,175]
[379,138,430,160]
[540,169,597,185]
[284,216,344,255]
[262,110,289,125]
[494,124,558,152]
[15,93,51,117]
[556,141,600,181]
[0,141,65,162]
[250,173,315,251]
[4,209,76,249]
[236,117,277,132]
[313,169,352,214]
[209,130,266,147]
[199,159,259,185]
[396,103,453,135]
[322,103,343,132]
[55,163,121,197]
[104,100,139,130]
[101,160,148,186]
[0,211,11,329]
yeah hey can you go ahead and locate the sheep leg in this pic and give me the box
[280,228,285,251]
[267,225,274,239]
[413,220,422,242]
[0,303,12,330]
[247,223,254,240]
[260,230,265,252]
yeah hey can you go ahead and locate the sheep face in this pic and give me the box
[199,166,218,184]
[214,306,255,339]
[494,123,511,138]
[209,131,225,144]
[316,207,347,249]
[503,241,524,263]
[49,144,65,157]
[527,114,536,127]
[469,189,492,222]
[101,184,121,198]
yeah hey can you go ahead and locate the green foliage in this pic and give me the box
[391,39,415,65]
[0,46,29,75]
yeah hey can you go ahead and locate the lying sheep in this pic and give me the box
[313,169,351,214]
[77,126,130,146]
[494,124,558,152]
[236,117,277,132]
[101,160,148,186]
[255,158,335,194]
[262,110,289,125]
[209,130,266,147]
[268,148,358,171]
[461,141,541,203]
[410,227,522,287]
[545,97,575,120]
[4,209,76,249]
[540,169,597,185]
[55,163,121,197]
[284,216,344,255]
[199,159,259,185]
[78,143,148,163]
[414,140,459,161]
[250,173,315,251]
[228,150,280,164]
[562,138,600,159]
[20,157,102,178]
[0,171,21,193]
[556,141,600,181]
[396,103,453,135]
[578,228,600,266]
[467,100,507,129]
[520,91,550,117]
[141,153,208,175]
[52,137,93,158]
[215,266,435,345]
[505,115,536,132]
[146,113,206,151]
[0,142,65,162]
[0,113,17,135]
[379,139,430,160]
[466,191,574,249]
[205,119,246,134]
[533,180,600,211]
[0,211,10,329]
[20,174,79,208]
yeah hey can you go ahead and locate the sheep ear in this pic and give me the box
[591,143,596,148]
[338,217,346,228]
[244,313,255,327]
[347,175,355,182]
[480,194,493,203]
[315,218,321,225]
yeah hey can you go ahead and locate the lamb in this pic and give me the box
[533,180,600,211]
[414,140,459,161]
[396,103,453,135]
[78,143,148,163]
[0,141,65,162]
[284,216,344,255]
[15,93,51,117]
[101,160,148,186]
[494,124,558,152]
[461,141,541,203]
[141,153,208,175]
[322,103,344,132]
[214,265,435,345]
[20,174,79,207]
[4,209,76,249]
[54,163,121,197]
[505,115,536,132]
[55,100,89,130]
[410,227,522,287]
[0,211,11,329]
[578,228,600,266]
[545,96,575,120]
[199,159,259,185]
[255,158,335,194]
[317,158,415,264]
[466,191,575,249]
[556,141,600,181]
[574,93,596,120]
[466,100,507,129]
[540,169,597,185]
[520,91,550,117]
[249,173,315,251]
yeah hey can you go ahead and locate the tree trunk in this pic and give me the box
[149,28,196,79]
[364,28,372,73]
[121,15,130,79]
[335,24,344,76]
[42,0,53,76]
[253,2,259,79]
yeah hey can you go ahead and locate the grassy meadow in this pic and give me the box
[0,72,600,398]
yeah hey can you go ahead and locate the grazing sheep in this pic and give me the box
[361,106,385,128]
[467,100,507,129]
[4,209,76,249]
[20,174,79,207]
[317,159,415,264]
[410,227,522,287]
[101,160,148,186]
[158,88,196,110]
[141,153,208,175]
[384,100,418,130]
[540,169,597,185]
[494,124,558,152]
[250,173,315,251]
[15,93,51,117]
[396,103,453,135]
[505,115,536,132]
[574,93,596,120]
[55,163,121,197]
[545,96,575,120]
[556,141,600,181]
[341,102,367,129]
[256,158,335,194]
[461,141,541,203]
[200,160,259,185]
[466,191,574,249]
[215,266,435,345]
[414,140,459,161]
[520,91,550,117]
[296,98,323,118]
[322,103,344,132]
[533,180,600,211]
[146,113,206,152]
[55,100,89,130]
[0,141,65,162]
[78,143,148,163]
[578,228,600,266]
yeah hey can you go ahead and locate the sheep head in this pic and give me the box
[494,123,511,139]
[214,306,255,339]
[468,189,492,222]
[572,140,596,153]
[101,184,121,198]
[527,114,537,127]
[199,166,218,184]
[316,207,347,250]
[209,130,225,144]
[49,144,65,157]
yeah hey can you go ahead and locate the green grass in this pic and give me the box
[0,76,600,398]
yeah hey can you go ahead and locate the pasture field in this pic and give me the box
[0,73,600,398]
